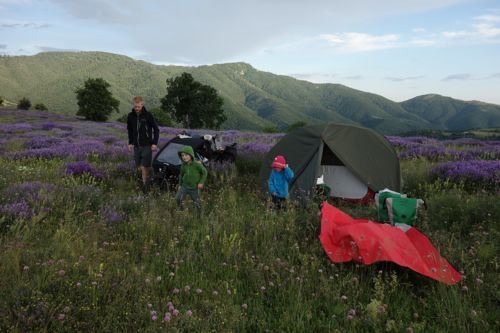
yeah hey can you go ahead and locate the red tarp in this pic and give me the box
[319,202,461,284]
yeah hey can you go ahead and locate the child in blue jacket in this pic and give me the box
[268,155,294,210]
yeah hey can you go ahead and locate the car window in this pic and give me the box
[155,143,187,165]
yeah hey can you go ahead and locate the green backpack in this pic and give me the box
[374,189,405,222]
[385,197,425,226]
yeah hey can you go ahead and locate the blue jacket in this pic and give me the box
[268,167,294,198]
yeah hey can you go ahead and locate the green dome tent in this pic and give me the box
[258,124,401,203]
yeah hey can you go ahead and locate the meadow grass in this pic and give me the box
[0,111,499,332]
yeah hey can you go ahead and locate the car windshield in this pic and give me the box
[155,143,188,165]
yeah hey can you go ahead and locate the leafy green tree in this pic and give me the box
[161,72,226,129]
[150,107,173,127]
[0,96,4,106]
[34,103,48,111]
[75,78,119,121]
[17,97,31,110]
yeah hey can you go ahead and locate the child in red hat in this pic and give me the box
[268,155,294,210]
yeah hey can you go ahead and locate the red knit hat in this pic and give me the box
[271,155,286,169]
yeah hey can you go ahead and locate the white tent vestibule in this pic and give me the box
[320,165,368,199]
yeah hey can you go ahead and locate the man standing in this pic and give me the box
[127,96,159,193]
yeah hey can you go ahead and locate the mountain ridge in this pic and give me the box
[1,51,499,134]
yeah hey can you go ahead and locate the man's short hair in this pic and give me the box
[133,96,144,103]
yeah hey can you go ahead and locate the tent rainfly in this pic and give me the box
[257,124,401,203]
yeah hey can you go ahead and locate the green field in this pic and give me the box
[0,110,499,332]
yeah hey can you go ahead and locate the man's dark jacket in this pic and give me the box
[127,107,160,146]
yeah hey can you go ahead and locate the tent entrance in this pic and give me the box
[320,144,368,199]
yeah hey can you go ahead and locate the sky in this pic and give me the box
[1,0,500,104]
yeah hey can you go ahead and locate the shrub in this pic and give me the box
[150,107,174,127]
[17,97,31,110]
[262,126,279,133]
[34,103,48,111]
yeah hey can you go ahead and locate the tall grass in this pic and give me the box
[0,111,499,332]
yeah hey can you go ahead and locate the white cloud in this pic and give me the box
[320,11,500,53]
[410,39,436,46]
[474,14,500,23]
[441,73,474,81]
[442,30,473,38]
[413,27,427,33]
[37,46,80,52]
[48,0,142,24]
[473,23,500,38]
[320,32,400,52]
[0,22,51,29]
[289,72,337,81]
[344,75,363,80]
[443,14,500,41]
[40,0,466,62]
[386,76,424,82]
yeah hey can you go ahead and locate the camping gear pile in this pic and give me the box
[319,168,457,285]
[259,123,458,283]
[319,201,461,284]
[153,133,237,190]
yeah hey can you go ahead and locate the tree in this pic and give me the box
[75,78,119,121]
[150,107,174,127]
[17,97,31,110]
[0,96,3,106]
[161,72,226,129]
[34,103,48,111]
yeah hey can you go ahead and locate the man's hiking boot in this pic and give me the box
[142,181,151,194]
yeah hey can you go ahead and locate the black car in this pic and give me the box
[152,133,237,190]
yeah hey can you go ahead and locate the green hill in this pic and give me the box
[1,52,499,133]
[400,94,500,131]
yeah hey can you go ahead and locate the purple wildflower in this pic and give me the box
[0,123,34,132]
[65,161,105,180]
[238,143,272,156]
[109,160,136,177]
[41,122,73,131]
[25,136,64,149]
[0,200,32,219]
[101,135,120,144]
[2,181,56,203]
[100,207,125,225]
[430,159,500,190]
